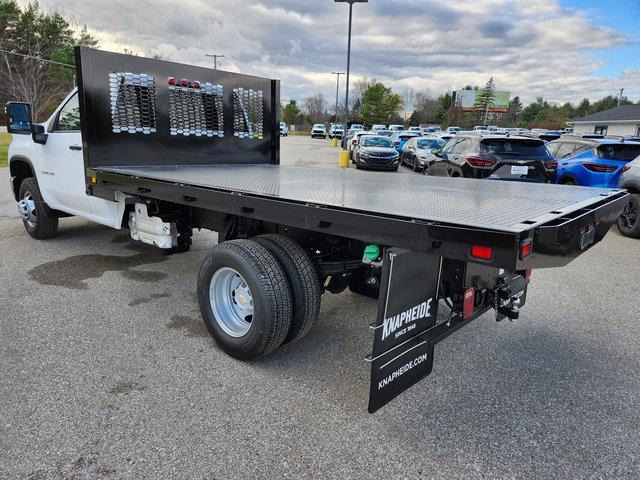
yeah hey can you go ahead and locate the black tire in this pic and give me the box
[412,161,419,172]
[18,177,58,239]
[197,239,292,360]
[617,193,640,238]
[562,178,577,185]
[253,234,321,344]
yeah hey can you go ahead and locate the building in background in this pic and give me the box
[567,104,640,136]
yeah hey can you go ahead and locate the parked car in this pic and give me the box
[473,125,489,132]
[348,124,364,132]
[407,126,421,133]
[617,156,640,238]
[279,122,288,136]
[547,138,640,187]
[353,135,400,171]
[420,127,438,134]
[426,134,555,183]
[447,126,462,134]
[371,124,387,131]
[388,124,405,132]
[400,137,445,172]
[374,130,394,138]
[311,124,327,139]
[391,132,421,152]
[348,131,376,157]
[329,124,344,139]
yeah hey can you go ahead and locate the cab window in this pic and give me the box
[55,93,81,131]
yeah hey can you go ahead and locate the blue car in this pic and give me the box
[391,132,421,153]
[547,138,640,187]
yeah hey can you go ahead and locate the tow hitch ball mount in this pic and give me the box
[493,282,522,321]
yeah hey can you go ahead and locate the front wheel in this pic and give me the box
[197,240,292,359]
[617,193,640,238]
[18,177,58,239]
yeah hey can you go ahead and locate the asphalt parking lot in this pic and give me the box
[1,135,640,479]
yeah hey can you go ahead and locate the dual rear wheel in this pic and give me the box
[197,235,321,360]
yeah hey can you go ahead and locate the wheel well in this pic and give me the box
[623,185,639,195]
[9,157,35,200]
[559,174,578,185]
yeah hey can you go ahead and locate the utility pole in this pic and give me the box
[335,0,368,147]
[618,88,625,107]
[205,53,225,70]
[331,72,345,124]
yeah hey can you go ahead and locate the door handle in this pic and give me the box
[69,145,82,151]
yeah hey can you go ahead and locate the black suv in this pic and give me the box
[425,134,555,183]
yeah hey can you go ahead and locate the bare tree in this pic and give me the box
[303,93,328,124]
[0,2,97,121]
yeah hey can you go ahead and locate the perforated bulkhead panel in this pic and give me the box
[76,47,280,168]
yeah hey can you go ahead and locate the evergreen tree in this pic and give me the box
[282,100,302,125]
[473,77,496,123]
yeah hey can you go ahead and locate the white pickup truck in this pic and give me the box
[9,88,125,239]
[5,48,628,412]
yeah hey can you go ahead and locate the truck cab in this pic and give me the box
[7,89,125,236]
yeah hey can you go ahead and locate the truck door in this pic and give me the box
[37,92,91,215]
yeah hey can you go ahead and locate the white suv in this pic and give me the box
[311,124,327,139]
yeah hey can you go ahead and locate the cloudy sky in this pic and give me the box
[23,0,640,105]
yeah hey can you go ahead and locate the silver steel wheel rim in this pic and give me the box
[19,191,37,227]
[209,267,254,337]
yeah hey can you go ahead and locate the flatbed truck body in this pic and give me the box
[6,48,628,412]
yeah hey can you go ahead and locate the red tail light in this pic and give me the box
[463,288,475,319]
[621,165,631,173]
[394,141,400,147]
[467,156,496,167]
[524,268,532,279]
[471,245,492,260]
[544,160,558,170]
[583,163,617,173]
[168,77,176,86]
[520,239,532,259]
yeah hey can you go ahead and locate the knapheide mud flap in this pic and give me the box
[367,248,441,413]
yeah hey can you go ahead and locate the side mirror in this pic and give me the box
[6,102,32,134]
[32,124,48,145]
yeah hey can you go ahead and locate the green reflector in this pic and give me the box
[364,244,380,261]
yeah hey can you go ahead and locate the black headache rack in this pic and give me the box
[76,48,628,412]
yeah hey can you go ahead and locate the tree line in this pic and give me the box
[284,75,638,130]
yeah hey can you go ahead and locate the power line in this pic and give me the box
[138,0,204,44]
[45,1,131,46]
[110,0,189,43]
[0,49,75,68]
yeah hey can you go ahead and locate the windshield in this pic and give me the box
[376,131,393,137]
[363,137,393,147]
[597,144,640,161]
[313,124,324,129]
[417,139,445,149]
[480,139,548,156]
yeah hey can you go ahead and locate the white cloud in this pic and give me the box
[25,0,640,104]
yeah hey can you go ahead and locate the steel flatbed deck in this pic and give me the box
[99,164,620,232]
[94,164,626,271]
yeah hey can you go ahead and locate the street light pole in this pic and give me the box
[331,71,345,123]
[335,0,367,149]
